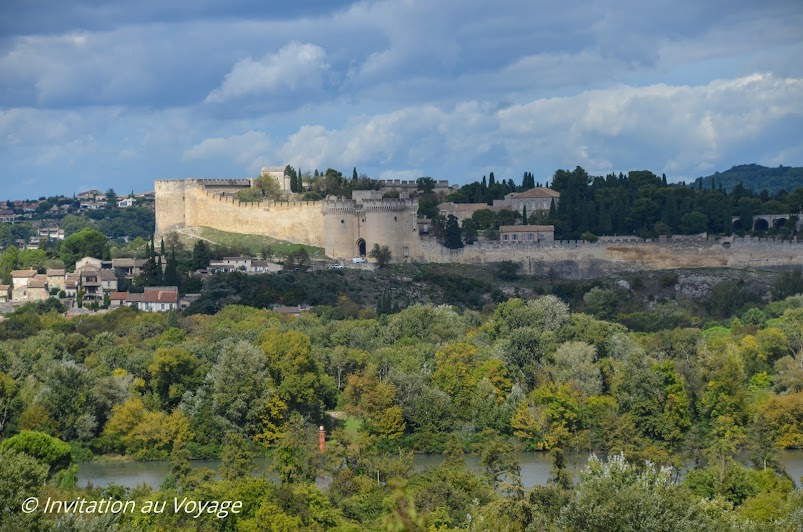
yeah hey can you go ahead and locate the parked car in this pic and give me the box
[331,263,344,269]
[351,257,366,263]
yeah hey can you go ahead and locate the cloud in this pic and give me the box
[182,131,271,173]
[497,73,803,178]
[205,42,329,104]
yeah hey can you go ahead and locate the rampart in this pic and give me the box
[156,179,325,247]
[419,235,803,278]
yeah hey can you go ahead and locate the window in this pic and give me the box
[503,234,509,241]
[528,233,533,240]
[341,219,344,223]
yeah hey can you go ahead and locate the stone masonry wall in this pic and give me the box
[419,236,803,278]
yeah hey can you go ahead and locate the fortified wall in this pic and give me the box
[156,178,803,273]
[156,179,326,247]
[419,236,803,278]
[156,180,421,260]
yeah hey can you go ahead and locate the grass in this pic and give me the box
[172,226,326,258]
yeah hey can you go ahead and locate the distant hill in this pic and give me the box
[691,164,803,194]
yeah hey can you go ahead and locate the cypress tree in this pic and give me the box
[444,215,464,249]
[352,167,358,181]
[548,198,557,222]
[522,205,528,225]
[160,237,166,257]
[481,175,487,189]
[488,172,495,187]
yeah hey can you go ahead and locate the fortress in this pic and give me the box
[155,168,803,277]
[155,171,422,261]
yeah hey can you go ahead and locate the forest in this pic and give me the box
[2,274,803,530]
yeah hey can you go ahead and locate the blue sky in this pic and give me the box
[1,0,802,200]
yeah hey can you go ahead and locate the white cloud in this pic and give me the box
[182,131,271,173]
[205,42,329,103]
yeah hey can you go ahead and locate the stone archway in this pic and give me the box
[753,218,769,231]
[774,217,788,230]
[357,238,366,257]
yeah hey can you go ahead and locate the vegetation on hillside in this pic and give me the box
[694,164,803,194]
[1,266,803,529]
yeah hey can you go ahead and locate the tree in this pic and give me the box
[191,239,211,270]
[416,177,436,193]
[522,205,528,225]
[444,215,463,249]
[368,243,392,267]
[59,228,108,267]
[105,188,118,209]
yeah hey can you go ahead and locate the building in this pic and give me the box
[0,209,19,223]
[46,269,66,292]
[112,258,148,279]
[208,257,252,272]
[0,285,10,302]
[139,287,179,312]
[39,227,65,240]
[439,186,560,223]
[492,187,560,212]
[80,268,103,301]
[117,198,136,208]
[156,177,422,263]
[25,277,50,301]
[76,257,103,271]
[10,270,37,301]
[499,225,555,243]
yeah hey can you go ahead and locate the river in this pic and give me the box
[77,450,803,490]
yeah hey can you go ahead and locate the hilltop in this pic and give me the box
[691,164,803,194]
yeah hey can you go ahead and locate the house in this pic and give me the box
[95,269,117,292]
[80,268,102,301]
[39,227,65,240]
[499,225,555,243]
[11,270,47,301]
[117,198,136,208]
[77,189,103,201]
[108,292,129,308]
[64,273,79,298]
[179,293,200,310]
[439,187,561,223]
[0,285,10,302]
[493,187,561,212]
[139,286,179,312]
[209,257,251,272]
[46,269,66,292]
[25,277,50,301]
[80,201,105,211]
[76,257,103,272]
[0,209,19,223]
[111,258,148,279]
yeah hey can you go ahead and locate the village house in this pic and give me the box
[117,198,136,208]
[111,258,148,279]
[134,286,179,312]
[10,270,37,301]
[39,227,65,240]
[0,284,11,303]
[208,256,251,272]
[46,269,66,292]
[80,268,103,301]
[499,225,555,243]
[0,209,19,223]
[25,276,50,301]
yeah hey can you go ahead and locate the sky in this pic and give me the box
[1,0,802,200]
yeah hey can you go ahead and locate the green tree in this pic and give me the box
[59,228,108,267]
[444,215,463,249]
[368,243,392,267]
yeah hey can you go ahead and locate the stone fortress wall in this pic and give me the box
[420,235,803,278]
[157,177,803,274]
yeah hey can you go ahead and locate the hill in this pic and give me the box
[691,164,803,194]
